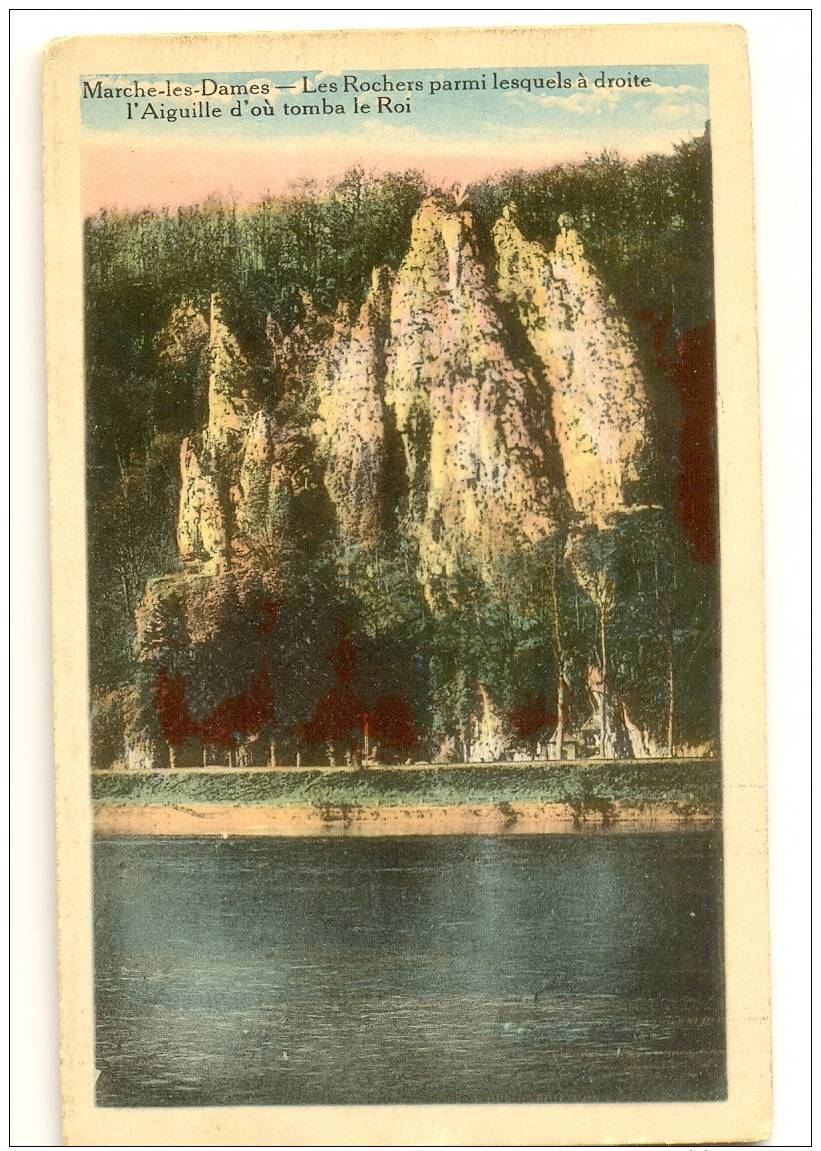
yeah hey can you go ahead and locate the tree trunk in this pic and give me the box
[666,630,675,757]
[118,566,132,621]
[556,673,566,761]
[168,743,177,770]
[127,738,157,771]
[547,542,565,761]
[666,543,677,758]
[269,739,277,768]
[459,720,470,764]
[599,609,608,759]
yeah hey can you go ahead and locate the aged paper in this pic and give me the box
[44,23,770,1145]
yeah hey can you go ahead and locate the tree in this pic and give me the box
[86,143,719,763]
[566,527,618,757]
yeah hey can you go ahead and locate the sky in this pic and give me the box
[80,64,709,214]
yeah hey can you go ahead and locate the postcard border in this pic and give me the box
[44,21,770,1146]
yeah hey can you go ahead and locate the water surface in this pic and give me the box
[94,833,725,1106]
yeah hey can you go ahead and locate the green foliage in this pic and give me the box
[341,536,432,735]
[91,759,722,809]
[470,134,713,340]
[90,679,163,770]
[85,143,719,765]
[565,509,720,751]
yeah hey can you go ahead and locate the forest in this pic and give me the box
[85,130,720,770]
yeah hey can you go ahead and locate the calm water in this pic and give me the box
[94,833,725,1106]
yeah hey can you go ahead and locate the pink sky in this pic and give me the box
[80,126,684,215]
[81,133,557,215]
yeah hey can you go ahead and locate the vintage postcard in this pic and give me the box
[44,23,770,1145]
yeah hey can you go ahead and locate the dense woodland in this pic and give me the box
[86,132,720,768]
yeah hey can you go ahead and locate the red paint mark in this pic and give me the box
[152,671,192,747]
[299,625,366,744]
[332,625,358,685]
[300,685,365,745]
[634,311,718,563]
[153,663,275,749]
[506,695,558,741]
[256,599,280,636]
[670,322,718,562]
[372,694,417,752]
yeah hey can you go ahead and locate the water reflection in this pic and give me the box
[94,833,725,1106]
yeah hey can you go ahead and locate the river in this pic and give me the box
[94,832,725,1106]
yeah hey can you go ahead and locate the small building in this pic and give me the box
[546,717,600,761]
[546,733,578,761]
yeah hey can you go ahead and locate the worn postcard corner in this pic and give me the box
[44,21,770,1147]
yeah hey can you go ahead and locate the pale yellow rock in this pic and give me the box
[235,410,274,542]
[207,292,255,445]
[314,266,393,546]
[177,436,228,569]
[157,299,208,365]
[493,208,655,522]
[385,194,563,594]
[470,683,510,762]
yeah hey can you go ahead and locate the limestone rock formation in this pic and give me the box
[493,206,655,521]
[207,292,255,446]
[132,191,672,765]
[267,292,335,407]
[157,299,209,365]
[385,194,564,593]
[177,437,228,570]
[171,293,306,573]
[313,267,393,546]
[471,684,511,762]
[235,410,274,543]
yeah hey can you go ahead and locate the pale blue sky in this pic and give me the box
[82,64,708,142]
[80,65,709,211]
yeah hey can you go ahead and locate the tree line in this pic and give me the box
[86,133,719,767]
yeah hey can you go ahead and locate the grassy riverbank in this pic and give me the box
[92,759,720,813]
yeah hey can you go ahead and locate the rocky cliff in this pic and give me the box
[173,293,299,571]
[172,202,658,588]
[207,292,256,447]
[177,435,227,570]
[136,195,669,764]
[493,206,656,521]
[313,267,393,547]
[384,194,565,594]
